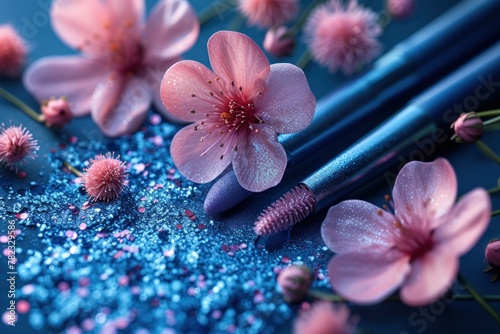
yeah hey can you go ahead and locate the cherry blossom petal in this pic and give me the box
[91,76,152,137]
[142,0,199,64]
[255,63,316,134]
[393,158,457,230]
[328,248,410,304]
[170,125,234,184]
[160,60,225,122]
[23,56,107,116]
[321,200,396,253]
[51,0,144,56]
[400,249,458,306]
[433,188,491,255]
[208,31,270,99]
[232,126,287,192]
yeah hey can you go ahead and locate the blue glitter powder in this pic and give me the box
[0,118,331,333]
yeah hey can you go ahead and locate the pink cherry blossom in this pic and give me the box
[238,0,299,29]
[321,158,491,306]
[304,0,381,75]
[23,0,199,137]
[160,31,316,192]
[0,25,27,77]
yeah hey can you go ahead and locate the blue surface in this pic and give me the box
[1,0,500,333]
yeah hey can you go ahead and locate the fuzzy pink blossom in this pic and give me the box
[263,26,295,58]
[40,97,73,127]
[293,301,357,334]
[0,125,39,170]
[321,158,491,306]
[0,25,27,77]
[387,0,415,19]
[23,0,199,137]
[238,0,299,28]
[82,153,128,202]
[160,31,316,192]
[304,0,382,75]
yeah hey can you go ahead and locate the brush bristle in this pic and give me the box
[254,184,316,236]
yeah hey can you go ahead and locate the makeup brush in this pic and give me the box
[254,41,500,236]
[204,0,500,214]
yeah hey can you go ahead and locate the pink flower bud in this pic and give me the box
[263,27,295,58]
[387,0,415,19]
[451,112,484,143]
[40,97,73,127]
[0,25,27,77]
[485,240,500,267]
[277,264,312,303]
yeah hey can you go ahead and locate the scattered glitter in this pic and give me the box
[0,119,330,333]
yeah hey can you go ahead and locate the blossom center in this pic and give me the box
[393,220,434,261]
[77,19,143,74]
[190,78,264,160]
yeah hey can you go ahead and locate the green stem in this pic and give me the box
[226,12,245,31]
[476,109,500,118]
[488,186,500,195]
[476,140,500,165]
[458,273,500,324]
[289,0,327,36]
[483,115,500,127]
[295,50,313,70]
[197,0,235,26]
[0,87,42,122]
[63,161,83,177]
[492,209,500,217]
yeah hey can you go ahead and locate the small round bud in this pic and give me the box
[277,264,312,303]
[40,97,73,127]
[485,239,500,267]
[386,0,414,19]
[263,26,295,58]
[451,112,484,143]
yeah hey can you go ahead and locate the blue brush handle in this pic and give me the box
[305,41,500,211]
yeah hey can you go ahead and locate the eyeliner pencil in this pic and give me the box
[204,0,500,214]
[254,41,500,236]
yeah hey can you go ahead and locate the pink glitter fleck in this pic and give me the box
[134,163,146,172]
[65,230,78,240]
[151,135,163,146]
[79,223,87,230]
[118,276,130,286]
[0,236,7,243]
[82,319,95,331]
[281,256,291,264]
[58,281,70,291]
[138,206,146,213]
[17,171,26,178]
[2,310,17,325]
[17,300,30,314]
[149,114,162,125]
[211,310,222,320]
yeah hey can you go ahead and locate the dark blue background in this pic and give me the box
[1,0,500,333]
